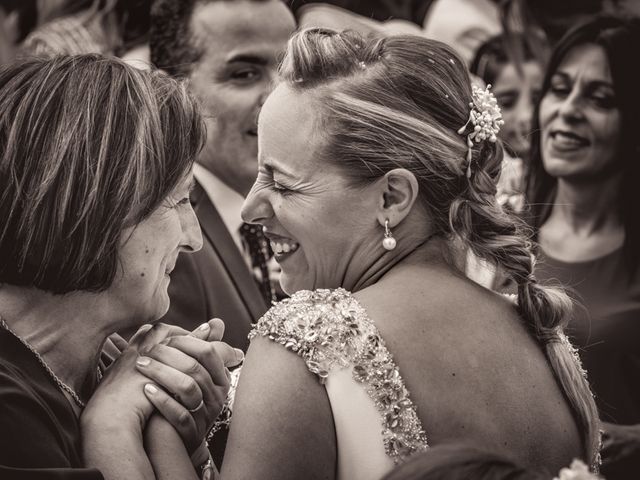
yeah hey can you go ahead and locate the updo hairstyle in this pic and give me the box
[279,29,600,465]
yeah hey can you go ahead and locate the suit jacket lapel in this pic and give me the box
[191,181,268,321]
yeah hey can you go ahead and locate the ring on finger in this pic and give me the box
[188,399,205,413]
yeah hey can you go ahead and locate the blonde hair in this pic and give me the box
[0,54,205,293]
[279,28,600,465]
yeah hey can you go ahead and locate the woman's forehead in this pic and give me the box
[556,44,612,83]
[259,86,325,171]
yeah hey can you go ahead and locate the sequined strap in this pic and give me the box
[249,288,429,464]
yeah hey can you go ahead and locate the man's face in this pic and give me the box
[188,0,296,196]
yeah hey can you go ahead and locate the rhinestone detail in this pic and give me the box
[249,288,429,464]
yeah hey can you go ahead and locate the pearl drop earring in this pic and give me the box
[382,219,397,250]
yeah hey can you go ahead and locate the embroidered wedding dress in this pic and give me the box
[249,288,429,480]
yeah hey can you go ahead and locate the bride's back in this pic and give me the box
[356,263,583,472]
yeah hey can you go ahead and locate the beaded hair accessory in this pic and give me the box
[457,84,504,178]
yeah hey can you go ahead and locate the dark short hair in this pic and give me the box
[525,14,640,276]
[0,55,205,294]
[149,0,271,78]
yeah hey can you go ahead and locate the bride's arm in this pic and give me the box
[144,336,336,480]
[144,415,202,480]
[220,336,336,480]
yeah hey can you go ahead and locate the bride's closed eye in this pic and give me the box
[256,168,296,196]
[271,180,294,196]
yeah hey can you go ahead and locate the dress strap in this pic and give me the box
[250,288,429,463]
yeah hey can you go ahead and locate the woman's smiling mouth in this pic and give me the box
[549,129,590,151]
[270,239,300,259]
[264,230,300,261]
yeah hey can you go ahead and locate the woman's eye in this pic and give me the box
[590,93,616,109]
[271,182,293,195]
[230,68,260,82]
[175,197,190,207]
[496,92,517,109]
[549,84,570,97]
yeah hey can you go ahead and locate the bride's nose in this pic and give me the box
[241,183,273,225]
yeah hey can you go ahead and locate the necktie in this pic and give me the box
[239,222,275,305]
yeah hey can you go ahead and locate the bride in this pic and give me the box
[142,29,600,479]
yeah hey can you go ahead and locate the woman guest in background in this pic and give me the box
[0,55,241,479]
[142,29,600,480]
[471,32,545,163]
[466,32,546,288]
[525,15,640,478]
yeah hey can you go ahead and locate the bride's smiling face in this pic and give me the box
[241,85,377,294]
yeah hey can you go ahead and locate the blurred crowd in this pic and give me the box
[1,0,640,479]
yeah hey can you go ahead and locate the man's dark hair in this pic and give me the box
[150,0,202,78]
[150,0,272,78]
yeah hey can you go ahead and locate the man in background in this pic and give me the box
[150,0,295,350]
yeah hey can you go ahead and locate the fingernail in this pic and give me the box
[234,348,244,362]
[159,338,170,346]
[197,322,210,332]
[144,384,158,395]
[140,346,151,354]
[136,356,151,366]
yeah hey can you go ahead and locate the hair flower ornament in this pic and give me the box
[553,459,602,480]
[457,84,504,178]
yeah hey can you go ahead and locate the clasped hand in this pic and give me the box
[83,319,242,464]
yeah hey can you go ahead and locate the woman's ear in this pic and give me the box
[376,168,419,227]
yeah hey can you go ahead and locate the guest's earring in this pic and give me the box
[382,219,396,251]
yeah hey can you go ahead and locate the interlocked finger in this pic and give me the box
[202,318,225,342]
[163,336,243,387]
[139,342,218,410]
[188,399,204,413]
[143,384,201,454]
[130,322,190,350]
[135,354,204,412]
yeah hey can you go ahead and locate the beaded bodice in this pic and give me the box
[249,288,429,464]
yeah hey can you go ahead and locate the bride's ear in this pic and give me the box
[375,168,419,228]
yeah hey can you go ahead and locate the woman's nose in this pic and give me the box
[241,183,272,226]
[557,90,585,122]
[180,204,203,253]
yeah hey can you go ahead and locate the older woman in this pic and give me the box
[0,55,240,479]
[142,29,601,480]
[525,15,640,477]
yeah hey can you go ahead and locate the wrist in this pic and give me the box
[82,420,144,471]
[82,406,143,433]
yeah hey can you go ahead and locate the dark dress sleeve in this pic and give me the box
[0,367,104,480]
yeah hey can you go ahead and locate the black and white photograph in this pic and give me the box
[1,0,639,479]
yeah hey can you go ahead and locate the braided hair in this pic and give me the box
[278,28,600,465]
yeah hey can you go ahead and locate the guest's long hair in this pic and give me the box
[525,15,640,279]
[279,28,600,465]
[0,55,205,294]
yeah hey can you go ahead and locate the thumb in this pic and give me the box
[213,341,245,368]
[190,318,225,341]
